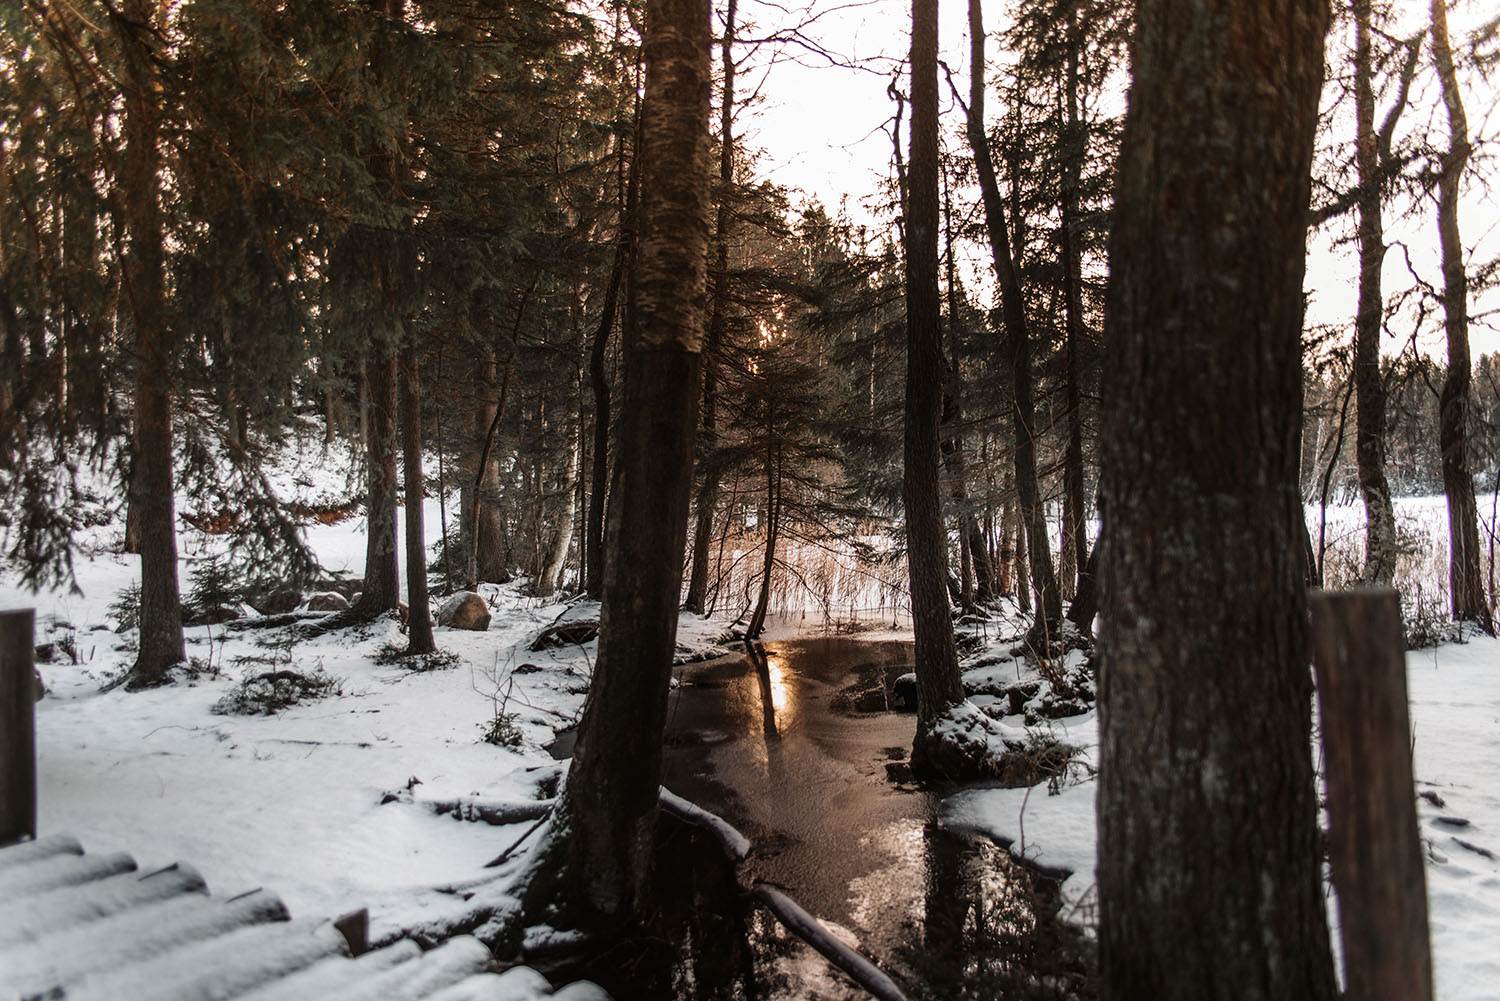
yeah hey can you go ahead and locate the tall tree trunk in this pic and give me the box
[1353,0,1397,585]
[522,0,711,931]
[903,0,966,772]
[1014,513,1031,613]
[120,0,183,687]
[941,173,995,604]
[400,343,435,654]
[355,0,402,617]
[965,0,1061,632]
[1059,20,1090,603]
[585,268,618,599]
[585,128,638,599]
[1066,542,1100,634]
[1431,0,1492,632]
[470,348,509,586]
[1097,0,1337,997]
[536,397,580,598]
[998,466,1017,597]
[356,351,401,615]
[746,442,779,639]
[684,0,737,615]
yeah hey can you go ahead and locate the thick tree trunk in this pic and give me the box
[1097,1,1337,998]
[1353,0,1397,585]
[400,344,435,654]
[121,0,183,686]
[964,0,1061,632]
[1431,0,1492,632]
[683,0,737,616]
[903,0,967,772]
[355,351,400,615]
[522,0,711,932]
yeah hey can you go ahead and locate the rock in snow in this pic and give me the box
[438,592,491,631]
[305,592,350,613]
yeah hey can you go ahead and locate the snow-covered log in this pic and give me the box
[423,798,555,826]
[0,863,207,948]
[658,787,750,860]
[751,884,909,1001]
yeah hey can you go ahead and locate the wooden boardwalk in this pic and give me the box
[0,833,607,1001]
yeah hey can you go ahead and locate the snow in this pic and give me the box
[0,441,611,946]
[4,449,1498,1000]
[942,627,1500,1001]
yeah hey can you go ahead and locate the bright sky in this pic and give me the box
[737,0,1500,360]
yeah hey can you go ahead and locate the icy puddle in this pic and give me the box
[551,637,1093,1000]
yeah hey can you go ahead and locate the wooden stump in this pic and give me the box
[1,609,37,845]
[1310,587,1433,1001]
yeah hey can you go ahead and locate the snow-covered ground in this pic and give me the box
[945,614,1500,1001]
[1,440,735,952]
[4,452,1496,998]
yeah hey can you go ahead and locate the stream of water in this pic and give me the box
[548,636,1093,1000]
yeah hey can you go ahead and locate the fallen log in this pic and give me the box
[658,788,750,861]
[422,798,555,826]
[752,884,909,1001]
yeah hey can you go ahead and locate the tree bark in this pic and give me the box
[1431,0,1492,632]
[941,176,994,604]
[1097,0,1338,998]
[356,350,401,616]
[400,344,435,654]
[354,0,402,618]
[121,0,184,686]
[1353,0,1397,585]
[522,0,711,931]
[469,348,510,586]
[400,349,435,650]
[585,124,638,599]
[964,0,1061,632]
[535,394,580,598]
[746,441,779,639]
[683,0,737,616]
[1059,19,1090,602]
[903,0,967,771]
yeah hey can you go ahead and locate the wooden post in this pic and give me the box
[1,609,37,845]
[1309,587,1433,1001]
[333,908,369,956]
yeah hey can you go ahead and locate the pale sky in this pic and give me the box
[737,0,1500,360]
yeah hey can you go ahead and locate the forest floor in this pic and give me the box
[946,607,1500,1001]
[1,438,1496,999]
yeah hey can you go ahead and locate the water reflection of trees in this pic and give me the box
[912,825,1094,999]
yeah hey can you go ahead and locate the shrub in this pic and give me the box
[478,711,524,748]
[109,583,142,632]
[211,667,341,715]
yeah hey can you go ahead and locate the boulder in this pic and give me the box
[439,591,491,631]
[306,591,351,613]
[247,587,303,616]
[32,667,45,702]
